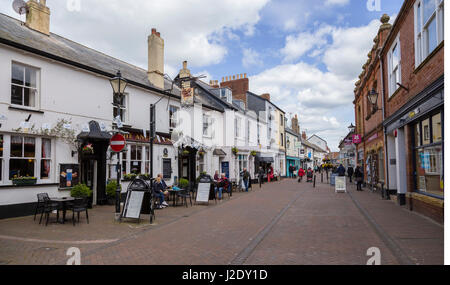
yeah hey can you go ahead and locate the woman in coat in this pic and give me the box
[355,166,364,191]
[298,168,305,183]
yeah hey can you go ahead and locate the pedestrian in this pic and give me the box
[268,165,274,182]
[153,177,169,209]
[298,167,305,183]
[242,168,250,192]
[355,165,364,191]
[214,170,220,181]
[258,166,265,187]
[347,166,354,183]
[337,164,346,177]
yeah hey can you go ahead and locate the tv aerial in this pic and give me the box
[12,0,28,23]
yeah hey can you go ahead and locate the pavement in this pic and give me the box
[0,178,444,265]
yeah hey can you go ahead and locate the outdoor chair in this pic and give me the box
[69,198,89,226]
[35,193,51,221]
[176,188,192,207]
[40,197,61,226]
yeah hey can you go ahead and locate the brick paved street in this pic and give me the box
[0,179,443,265]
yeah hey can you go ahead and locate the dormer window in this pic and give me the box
[220,88,232,103]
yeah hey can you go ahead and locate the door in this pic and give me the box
[81,159,96,203]
[163,159,172,180]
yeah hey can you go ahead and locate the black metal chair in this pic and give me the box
[34,193,50,221]
[176,187,192,208]
[40,197,61,226]
[69,198,89,226]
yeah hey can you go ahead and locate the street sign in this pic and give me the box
[352,134,362,144]
[110,133,126,153]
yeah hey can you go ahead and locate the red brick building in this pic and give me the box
[354,14,392,188]
[354,0,444,223]
[381,0,444,223]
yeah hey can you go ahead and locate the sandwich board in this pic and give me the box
[335,176,347,193]
[196,183,211,205]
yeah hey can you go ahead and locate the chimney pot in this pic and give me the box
[244,73,247,78]
[233,75,236,80]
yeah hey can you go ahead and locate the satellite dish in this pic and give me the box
[12,0,27,15]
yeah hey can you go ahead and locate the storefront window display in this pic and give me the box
[413,110,444,198]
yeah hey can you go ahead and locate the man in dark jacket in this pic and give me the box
[337,164,346,177]
[347,166,354,183]
[258,167,265,187]
[242,168,250,192]
[355,166,364,191]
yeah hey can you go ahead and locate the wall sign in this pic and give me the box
[59,164,80,189]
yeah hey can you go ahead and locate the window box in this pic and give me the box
[12,177,37,186]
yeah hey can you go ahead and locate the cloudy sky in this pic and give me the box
[1,0,404,151]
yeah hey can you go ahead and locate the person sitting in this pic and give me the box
[153,177,169,209]
[215,174,229,200]
[213,171,220,181]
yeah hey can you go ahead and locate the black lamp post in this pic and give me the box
[110,71,128,218]
[348,123,355,133]
[368,88,379,113]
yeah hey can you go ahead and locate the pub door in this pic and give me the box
[81,159,97,205]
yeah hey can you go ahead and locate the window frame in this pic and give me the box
[113,92,128,124]
[10,61,40,109]
[414,0,444,67]
[388,34,402,97]
[169,105,180,133]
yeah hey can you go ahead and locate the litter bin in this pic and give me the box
[330,173,338,186]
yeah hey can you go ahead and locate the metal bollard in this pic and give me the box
[313,175,316,188]
[321,173,323,183]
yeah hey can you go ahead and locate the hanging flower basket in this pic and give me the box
[182,150,190,156]
[82,144,94,154]
[250,151,257,157]
[232,147,239,156]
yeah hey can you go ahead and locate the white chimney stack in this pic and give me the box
[148,28,165,90]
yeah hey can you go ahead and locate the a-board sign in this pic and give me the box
[335,176,347,193]
[196,183,211,204]
[122,190,145,219]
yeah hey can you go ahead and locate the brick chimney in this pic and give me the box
[25,0,50,35]
[291,114,300,134]
[302,131,307,140]
[261,93,271,101]
[220,73,249,107]
[148,28,165,90]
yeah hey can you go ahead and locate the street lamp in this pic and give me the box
[348,123,355,133]
[109,71,128,218]
[368,88,379,113]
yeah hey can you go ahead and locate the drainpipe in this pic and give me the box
[379,52,390,197]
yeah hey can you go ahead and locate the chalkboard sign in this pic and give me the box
[59,164,80,189]
[122,190,145,219]
[196,183,211,204]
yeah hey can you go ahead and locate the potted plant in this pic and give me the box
[70,183,93,208]
[232,147,238,156]
[178,178,189,190]
[12,176,37,186]
[106,180,121,205]
[82,143,94,155]
[123,173,138,181]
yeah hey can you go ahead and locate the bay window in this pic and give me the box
[11,62,39,108]
[415,0,444,67]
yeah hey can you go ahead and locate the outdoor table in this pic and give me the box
[166,189,181,207]
[50,197,76,224]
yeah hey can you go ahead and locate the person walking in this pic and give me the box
[337,164,346,177]
[355,165,364,191]
[347,166,354,183]
[242,168,250,192]
[298,167,305,183]
[258,166,265,188]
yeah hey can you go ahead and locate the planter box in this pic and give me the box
[12,179,37,186]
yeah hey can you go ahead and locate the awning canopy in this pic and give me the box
[77,121,112,142]
[256,153,274,163]
[213,149,227,156]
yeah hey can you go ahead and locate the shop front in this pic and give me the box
[363,130,385,187]
[286,156,300,176]
[384,76,444,222]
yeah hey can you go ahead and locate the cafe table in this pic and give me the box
[50,197,76,224]
[166,188,181,207]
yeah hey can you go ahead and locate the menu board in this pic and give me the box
[59,164,80,189]
[335,176,347,193]
[196,183,211,204]
[123,191,145,219]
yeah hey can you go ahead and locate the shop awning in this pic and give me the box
[77,121,112,141]
[213,149,227,156]
[256,153,274,163]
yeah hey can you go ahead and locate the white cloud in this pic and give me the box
[0,0,269,70]
[325,0,350,6]
[242,48,263,68]
[281,25,334,62]
[251,18,383,150]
